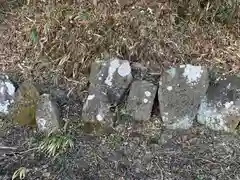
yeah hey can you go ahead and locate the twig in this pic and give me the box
[0,146,17,150]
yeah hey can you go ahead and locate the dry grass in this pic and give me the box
[0,0,239,92]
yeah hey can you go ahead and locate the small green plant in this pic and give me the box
[30,27,38,44]
[38,133,74,158]
[107,134,123,149]
[12,167,26,180]
[115,105,133,124]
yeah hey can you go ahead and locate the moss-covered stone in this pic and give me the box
[10,81,39,126]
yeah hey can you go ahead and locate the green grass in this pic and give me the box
[38,132,74,158]
[12,167,26,180]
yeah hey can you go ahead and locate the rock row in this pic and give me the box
[83,58,240,132]
[0,57,239,133]
[0,78,62,134]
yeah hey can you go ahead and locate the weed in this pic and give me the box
[12,167,26,180]
[38,132,74,158]
[107,134,123,149]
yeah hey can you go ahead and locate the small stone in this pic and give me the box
[82,85,113,123]
[36,94,62,134]
[0,74,15,117]
[126,80,157,121]
[197,75,240,132]
[10,81,39,126]
[158,65,209,129]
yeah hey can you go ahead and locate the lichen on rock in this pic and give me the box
[10,81,39,126]
[0,74,16,117]
[197,75,240,132]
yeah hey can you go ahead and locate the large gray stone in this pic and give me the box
[89,58,133,103]
[82,85,113,123]
[197,76,240,132]
[126,80,157,121]
[0,75,15,117]
[158,64,209,129]
[36,94,62,134]
[83,58,133,123]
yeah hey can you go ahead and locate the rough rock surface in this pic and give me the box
[126,80,157,121]
[89,58,133,103]
[158,64,209,129]
[82,85,113,123]
[36,94,62,134]
[10,81,39,126]
[197,75,240,132]
[0,74,15,117]
[83,58,132,123]
[131,62,148,80]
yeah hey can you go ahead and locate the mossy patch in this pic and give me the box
[10,81,39,126]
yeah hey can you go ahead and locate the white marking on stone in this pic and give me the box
[144,91,151,97]
[224,101,234,109]
[197,97,239,132]
[183,65,203,85]
[104,59,120,86]
[0,80,15,114]
[180,65,186,68]
[168,115,193,129]
[0,86,5,94]
[96,114,103,121]
[38,118,47,130]
[216,101,222,108]
[0,101,9,113]
[5,81,15,96]
[87,94,95,100]
[143,98,148,103]
[227,83,231,89]
[167,68,176,78]
[117,61,131,77]
[167,86,173,91]
[98,77,102,80]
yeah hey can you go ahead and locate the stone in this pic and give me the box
[158,64,209,129]
[89,58,133,103]
[0,74,15,117]
[10,81,39,126]
[197,75,240,132]
[131,62,148,80]
[126,80,157,121]
[82,85,113,123]
[83,58,133,123]
[36,94,62,134]
[89,60,108,85]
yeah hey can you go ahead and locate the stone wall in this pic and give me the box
[0,57,239,134]
[83,58,240,133]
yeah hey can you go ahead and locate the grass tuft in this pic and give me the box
[38,132,74,158]
[12,167,26,180]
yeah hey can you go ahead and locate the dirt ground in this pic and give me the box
[1,1,240,180]
[1,122,240,180]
